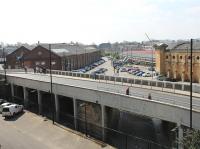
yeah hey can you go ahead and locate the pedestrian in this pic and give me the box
[126,87,129,95]
[24,67,27,73]
[33,67,36,73]
[148,93,152,100]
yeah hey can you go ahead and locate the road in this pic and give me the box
[5,72,200,111]
[0,111,114,149]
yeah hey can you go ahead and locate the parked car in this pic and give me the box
[79,69,87,73]
[2,104,24,117]
[142,72,152,77]
[0,99,6,105]
[120,67,127,72]
[148,67,155,71]
[133,71,140,75]
[0,102,12,113]
[136,71,145,76]
[156,75,167,81]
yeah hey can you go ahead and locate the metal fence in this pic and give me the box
[55,111,171,149]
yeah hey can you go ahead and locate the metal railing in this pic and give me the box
[44,69,200,94]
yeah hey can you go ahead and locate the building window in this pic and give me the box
[188,56,191,59]
[35,61,40,65]
[173,56,175,59]
[180,56,182,59]
[197,56,200,60]
[41,61,45,65]
[38,51,42,56]
[52,61,56,65]
[166,55,168,59]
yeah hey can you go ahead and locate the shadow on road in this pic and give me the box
[4,111,25,121]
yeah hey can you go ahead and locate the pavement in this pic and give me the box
[0,111,114,149]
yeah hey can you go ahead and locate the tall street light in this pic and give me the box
[190,39,193,129]
[49,44,54,124]
[2,47,7,83]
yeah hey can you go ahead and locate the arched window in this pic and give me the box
[166,55,168,59]
[173,56,175,59]
[197,56,200,60]
[180,56,182,59]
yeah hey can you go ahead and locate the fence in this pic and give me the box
[1,69,200,94]
[56,111,172,149]
[44,69,200,94]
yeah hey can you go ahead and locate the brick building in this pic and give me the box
[6,46,30,69]
[24,45,62,70]
[7,44,101,71]
[155,43,200,83]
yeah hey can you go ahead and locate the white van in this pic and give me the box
[2,104,23,117]
[0,102,12,113]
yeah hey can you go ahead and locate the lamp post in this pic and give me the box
[48,44,54,124]
[190,39,193,129]
[80,103,88,137]
[2,47,7,83]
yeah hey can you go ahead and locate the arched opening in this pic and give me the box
[176,73,181,81]
[184,74,190,82]
[193,74,199,83]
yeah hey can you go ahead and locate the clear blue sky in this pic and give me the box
[0,0,199,44]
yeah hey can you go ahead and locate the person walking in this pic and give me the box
[148,93,152,100]
[126,87,129,95]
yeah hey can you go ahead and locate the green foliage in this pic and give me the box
[180,129,200,149]
[112,52,120,59]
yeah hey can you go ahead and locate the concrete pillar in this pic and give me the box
[156,81,158,87]
[181,73,184,82]
[101,105,105,141]
[148,81,151,86]
[172,83,175,90]
[164,82,167,88]
[37,90,42,115]
[73,98,77,130]
[11,83,14,101]
[133,78,136,84]
[178,125,183,149]
[55,94,60,122]
[182,85,184,91]
[23,87,28,108]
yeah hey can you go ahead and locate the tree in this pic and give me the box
[179,129,200,149]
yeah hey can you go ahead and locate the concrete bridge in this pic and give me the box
[1,71,200,148]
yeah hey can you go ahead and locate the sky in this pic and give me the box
[0,0,200,44]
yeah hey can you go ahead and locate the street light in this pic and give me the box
[79,103,88,137]
[2,47,7,83]
[48,43,55,124]
[190,39,193,129]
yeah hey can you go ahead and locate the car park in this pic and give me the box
[0,102,12,113]
[2,104,24,117]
